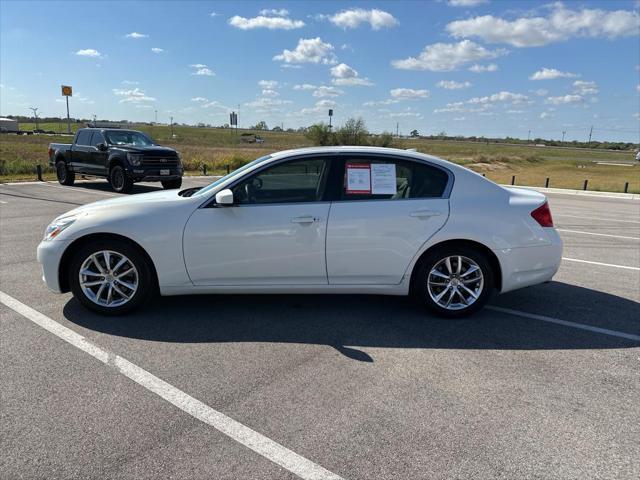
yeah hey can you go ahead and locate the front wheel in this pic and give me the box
[109,165,133,193]
[412,245,494,318]
[69,240,155,315]
[161,178,182,189]
[56,161,75,186]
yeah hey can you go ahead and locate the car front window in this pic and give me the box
[193,155,273,197]
[105,131,155,146]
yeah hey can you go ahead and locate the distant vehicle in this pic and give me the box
[48,128,183,193]
[240,133,265,144]
[0,117,19,133]
[37,146,562,318]
[635,151,640,162]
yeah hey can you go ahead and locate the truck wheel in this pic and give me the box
[161,178,182,190]
[109,165,133,194]
[56,161,75,186]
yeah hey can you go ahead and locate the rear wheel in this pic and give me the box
[161,178,182,189]
[69,240,155,315]
[109,165,133,193]
[56,161,75,186]
[412,245,494,318]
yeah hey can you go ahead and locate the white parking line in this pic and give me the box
[0,291,343,480]
[555,214,640,225]
[487,306,640,342]
[557,228,640,241]
[562,257,640,271]
[39,182,118,197]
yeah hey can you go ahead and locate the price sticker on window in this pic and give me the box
[346,163,371,194]
[371,163,397,194]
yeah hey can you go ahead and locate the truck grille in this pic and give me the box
[141,157,180,168]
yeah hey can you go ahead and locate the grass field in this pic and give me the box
[2,122,638,193]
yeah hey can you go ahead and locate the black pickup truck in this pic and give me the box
[48,128,183,193]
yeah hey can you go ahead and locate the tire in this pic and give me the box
[68,239,156,315]
[109,165,133,193]
[161,178,182,189]
[412,245,494,318]
[56,160,75,186]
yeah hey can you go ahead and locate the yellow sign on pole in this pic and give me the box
[61,85,73,97]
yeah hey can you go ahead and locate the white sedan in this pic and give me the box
[37,146,562,318]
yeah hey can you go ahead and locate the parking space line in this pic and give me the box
[562,257,640,271]
[487,306,640,342]
[0,291,343,480]
[557,229,640,241]
[555,214,640,225]
[39,182,118,197]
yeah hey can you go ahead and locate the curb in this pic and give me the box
[502,185,640,200]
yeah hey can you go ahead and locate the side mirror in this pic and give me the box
[97,143,107,151]
[215,188,234,206]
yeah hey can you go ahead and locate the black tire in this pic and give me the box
[56,160,75,186]
[68,239,156,315]
[412,245,494,318]
[109,165,133,193]
[161,178,182,189]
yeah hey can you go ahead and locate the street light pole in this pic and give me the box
[170,116,174,137]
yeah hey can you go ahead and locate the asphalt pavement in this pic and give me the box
[1,177,638,480]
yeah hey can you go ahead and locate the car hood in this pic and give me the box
[110,145,178,156]
[57,189,187,219]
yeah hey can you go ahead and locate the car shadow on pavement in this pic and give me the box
[62,281,639,362]
[65,180,162,195]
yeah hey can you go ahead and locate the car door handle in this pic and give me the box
[410,209,442,218]
[291,216,317,224]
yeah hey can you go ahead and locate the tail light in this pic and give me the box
[47,147,53,157]
[531,202,554,227]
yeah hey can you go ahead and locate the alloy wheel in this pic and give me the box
[427,255,484,311]
[79,250,139,307]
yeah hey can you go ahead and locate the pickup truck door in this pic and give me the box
[88,131,108,174]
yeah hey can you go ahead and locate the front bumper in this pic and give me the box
[130,166,183,182]
[36,239,70,293]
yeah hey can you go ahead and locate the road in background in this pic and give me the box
[1,178,638,479]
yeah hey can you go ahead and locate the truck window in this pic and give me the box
[75,130,92,146]
[90,131,105,147]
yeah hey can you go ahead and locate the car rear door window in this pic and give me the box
[339,158,449,201]
[75,130,92,146]
[232,158,330,205]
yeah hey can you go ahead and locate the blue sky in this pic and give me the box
[1,0,639,141]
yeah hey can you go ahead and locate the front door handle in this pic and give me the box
[410,209,442,218]
[291,215,317,224]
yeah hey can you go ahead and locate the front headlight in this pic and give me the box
[127,153,144,166]
[43,216,77,241]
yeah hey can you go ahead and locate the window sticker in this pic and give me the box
[346,163,371,194]
[371,163,397,195]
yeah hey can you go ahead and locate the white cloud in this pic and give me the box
[210,11,219,17]
[297,99,338,115]
[259,8,289,16]
[245,97,292,110]
[273,37,337,65]
[328,8,398,30]
[293,84,317,91]
[121,80,139,85]
[434,90,529,113]
[390,88,430,99]
[446,3,640,47]
[191,97,208,103]
[392,40,505,72]
[540,111,554,119]
[469,63,498,73]
[112,87,156,103]
[202,100,230,110]
[189,64,215,76]
[313,86,343,98]
[258,80,279,89]
[447,0,488,6]
[75,49,102,58]
[573,80,598,95]
[436,80,472,89]
[262,89,279,97]
[229,14,304,30]
[453,116,466,121]
[530,68,578,80]
[151,47,164,54]
[125,32,148,39]
[467,91,529,104]
[532,89,549,96]
[363,99,400,107]
[330,63,373,86]
[546,94,583,105]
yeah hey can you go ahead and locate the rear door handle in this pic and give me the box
[291,215,317,224]
[410,210,442,218]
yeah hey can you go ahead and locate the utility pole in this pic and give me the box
[93,114,97,126]
[170,116,174,137]
[396,122,399,138]
[588,125,593,147]
[527,129,531,142]
[66,96,71,134]
[154,110,158,124]
[562,130,566,144]
[29,107,39,130]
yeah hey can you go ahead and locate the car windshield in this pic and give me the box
[105,130,155,146]
[193,155,273,197]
